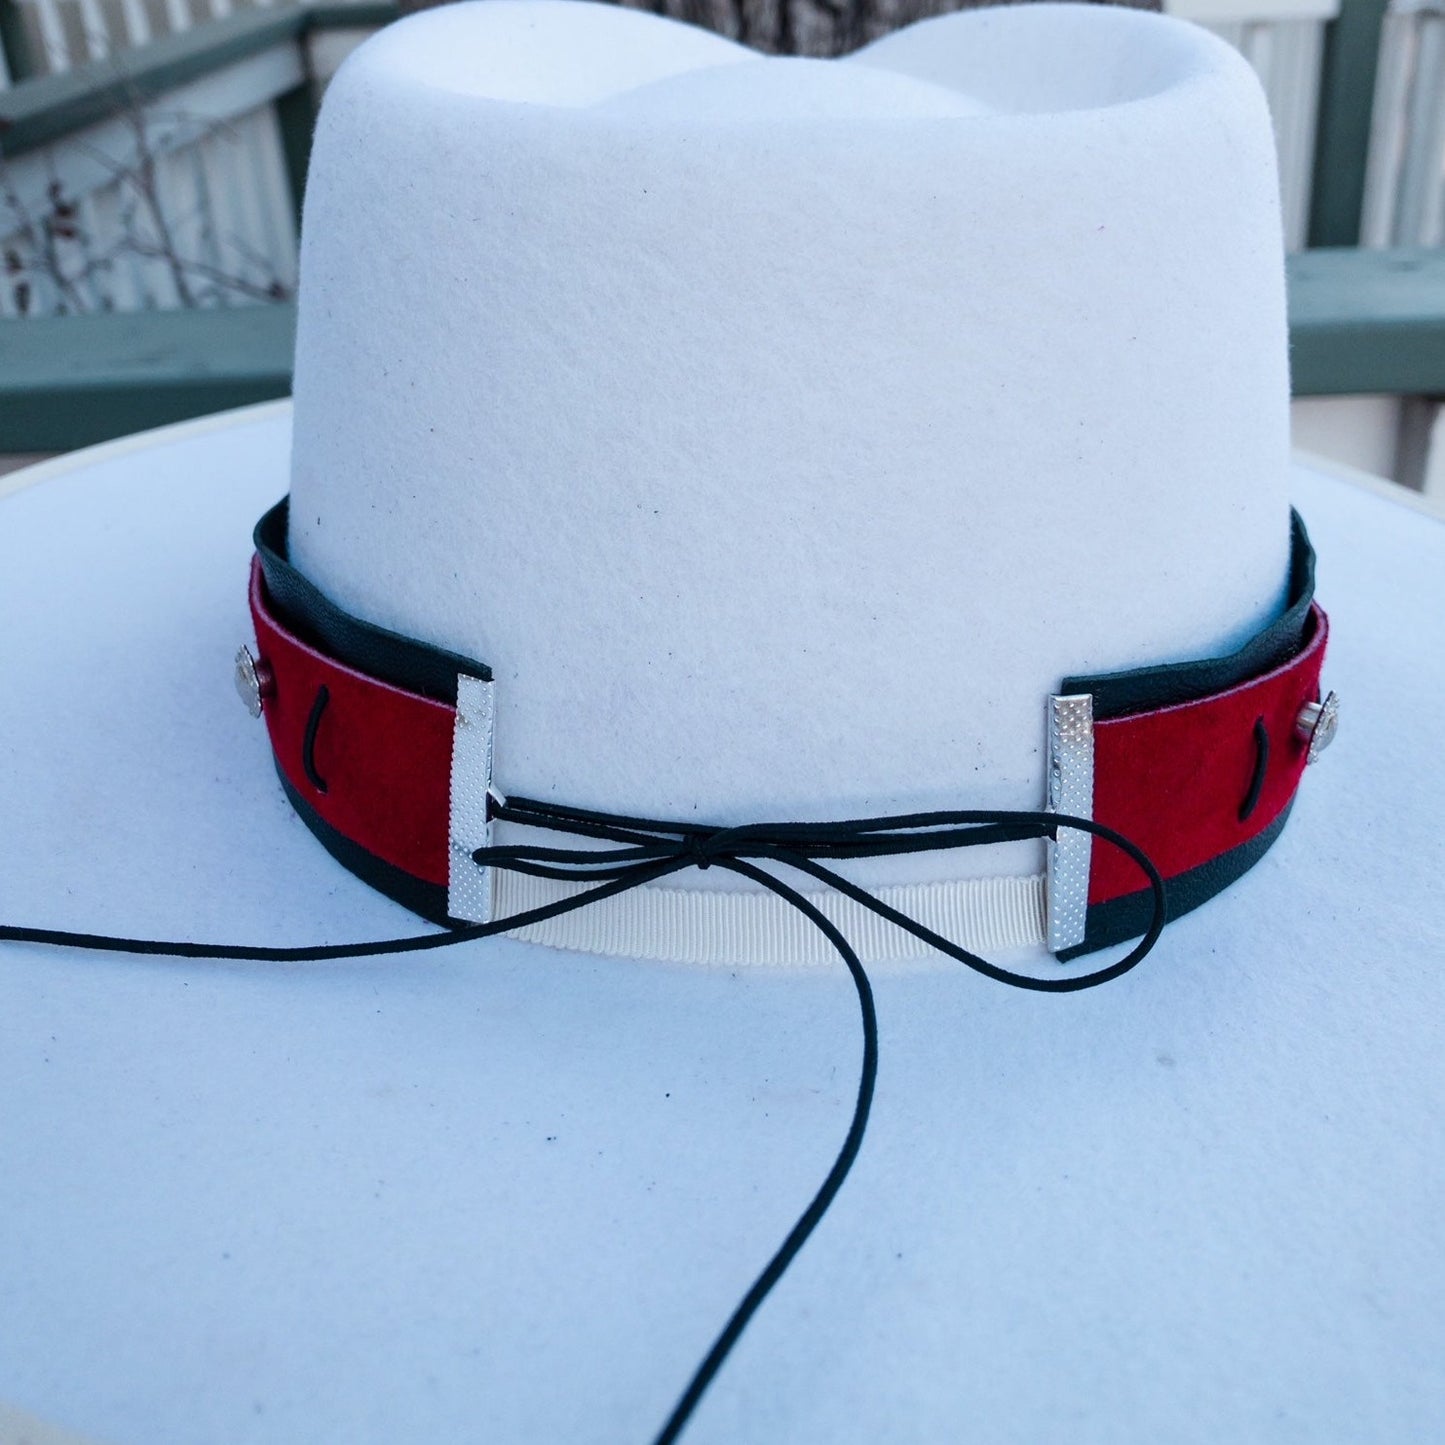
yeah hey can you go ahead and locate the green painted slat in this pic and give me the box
[0,5,310,158]
[0,0,38,83]
[0,2,399,160]
[1308,0,1390,248]
[0,304,296,450]
[307,3,400,30]
[275,80,317,225]
[1287,247,1445,395]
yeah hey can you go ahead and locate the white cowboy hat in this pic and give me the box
[272,0,1314,965]
[3,4,1441,1443]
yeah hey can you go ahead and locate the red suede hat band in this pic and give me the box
[1069,603,1328,956]
[244,504,1333,959]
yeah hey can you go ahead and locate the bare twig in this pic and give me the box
[123,239,291,303]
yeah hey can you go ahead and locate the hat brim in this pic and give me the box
[2,403,1443,1442]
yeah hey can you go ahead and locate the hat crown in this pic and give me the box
[289,0,1290,878]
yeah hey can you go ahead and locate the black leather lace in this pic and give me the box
[1,798,1164,1444]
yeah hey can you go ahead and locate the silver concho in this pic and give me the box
[234,644,270,719]
[1296,690,1339,764]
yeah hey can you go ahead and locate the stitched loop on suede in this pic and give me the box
[1239,718,1270,823]
[302,686,331,794]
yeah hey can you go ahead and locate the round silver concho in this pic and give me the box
[1296,690,1339,764]
[234,644,269,719]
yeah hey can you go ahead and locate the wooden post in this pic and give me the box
[1308,0,1390,246]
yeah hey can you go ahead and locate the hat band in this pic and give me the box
[246,501,1329,963]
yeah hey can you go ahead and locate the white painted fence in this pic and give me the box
[1362,0,1445,247]
[1,0,274,79]
[1353,0,1445,496]
[0,48,302,316]
[0,0,304,316]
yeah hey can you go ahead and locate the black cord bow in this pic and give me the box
[474,796,1165,1444]
[480,793,1166,993]
[0,798,1164,1445]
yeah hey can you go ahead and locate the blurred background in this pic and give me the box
[0,0,1440,496]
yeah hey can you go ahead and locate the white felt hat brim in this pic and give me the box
[2,406,1443,1441]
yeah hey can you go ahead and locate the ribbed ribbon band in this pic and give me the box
[494,868,1047,966]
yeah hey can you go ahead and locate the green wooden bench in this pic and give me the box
[0,303,296,450]
[1289,248,1445,397]
[10,249,1439,452]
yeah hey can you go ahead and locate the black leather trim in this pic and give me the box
[258,497,1312,726]
[1063,510,1316,720]
[277,764,461,928]
[255,498,491,705]
[255,496,1316,955]
[1056,799,1294,960]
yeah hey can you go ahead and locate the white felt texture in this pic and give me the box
[1,406,1442,1444]
[288,2,1291,893]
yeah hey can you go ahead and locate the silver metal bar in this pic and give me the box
[1045,693,1095,954]
[448,674,496,925]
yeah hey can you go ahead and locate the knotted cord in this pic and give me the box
[1,798,1165,1443]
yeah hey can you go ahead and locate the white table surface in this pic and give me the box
[1,404,1442,1445]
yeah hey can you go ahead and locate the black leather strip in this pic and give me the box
[1056,799,1294,960]
[259,496,1309,724]
[255,498,491,705]
[1063,510,1315,720]
[276,763,459,927]
[1238,718,1270,823]
[301,685,330,794]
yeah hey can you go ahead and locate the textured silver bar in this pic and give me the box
[448,674,496,924]
[1046,693,1094,953]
